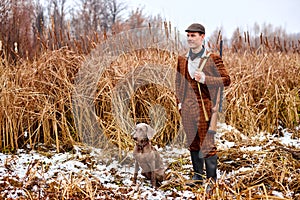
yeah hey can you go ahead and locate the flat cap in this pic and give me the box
[185,23,205,34]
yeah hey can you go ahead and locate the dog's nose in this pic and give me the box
[141,138,149,143]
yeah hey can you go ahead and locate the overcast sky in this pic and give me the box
[125,0,300,38]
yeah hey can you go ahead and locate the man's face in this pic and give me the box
[186,32,205,50]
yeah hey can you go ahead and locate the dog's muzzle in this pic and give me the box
[133,138,149,150]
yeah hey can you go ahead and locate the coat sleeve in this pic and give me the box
[175,56,186,104]
[204,53,230,87]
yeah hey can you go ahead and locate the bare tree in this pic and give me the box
[46,0,68,30]
[44,0,69,48]
[0,0,36,60]
[0,0,11,46]
[70,0,126,37]
[125,8,146,29]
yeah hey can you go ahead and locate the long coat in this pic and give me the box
[175,53,230,157]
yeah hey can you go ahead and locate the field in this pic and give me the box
[0,26,299,199]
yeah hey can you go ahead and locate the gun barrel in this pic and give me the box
[220,39,223,58]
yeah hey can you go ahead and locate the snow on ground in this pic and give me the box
[0,123,299,199]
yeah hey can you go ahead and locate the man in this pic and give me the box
[175,23,230,186]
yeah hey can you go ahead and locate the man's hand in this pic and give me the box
[194,70,205,83]
[178,103,182,114]
[211,103,219,113]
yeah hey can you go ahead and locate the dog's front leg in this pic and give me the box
[150,171,156,188]
[150,160,156,188]
[133,160,139,185]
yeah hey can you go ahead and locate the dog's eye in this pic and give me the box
[133,137,137,141]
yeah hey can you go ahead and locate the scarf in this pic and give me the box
[188,46,205,61]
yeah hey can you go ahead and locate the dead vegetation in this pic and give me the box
[1,133,299,199]
[0,25,299,199]
[0,48,84,152]
[224,51,300,136]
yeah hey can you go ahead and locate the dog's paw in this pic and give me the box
[151,182,156,188]
[131,177,137,185]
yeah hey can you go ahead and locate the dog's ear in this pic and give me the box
[146,124,155,140]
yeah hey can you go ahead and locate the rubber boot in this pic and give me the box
[186,151,204,186]
[205,154,217,181]
[204,154,217,194]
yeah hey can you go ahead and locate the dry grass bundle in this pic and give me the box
[223,51,300,136]
[0,48,83,152]
[1,26,184,152]
[97,48,180,149]
[71,26,184,151]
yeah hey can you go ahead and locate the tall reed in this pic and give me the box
[224,51,300,136]
[0,27,299,151]
[0,48,83,152]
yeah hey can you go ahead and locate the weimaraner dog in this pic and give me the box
[132,123,166,188]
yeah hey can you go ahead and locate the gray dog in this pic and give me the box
[132,123,166,188]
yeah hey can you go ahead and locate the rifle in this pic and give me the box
[197,52,211,122]
[208,38,223,132]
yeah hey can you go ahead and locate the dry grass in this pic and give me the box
[224,51,300,137]
[94,48,180,149]
[160,127,300,199]
[0,26,299,151]
[70,26,183,154]
[1,141,299,199]
[0,48,84,152]
[0,26,299,199]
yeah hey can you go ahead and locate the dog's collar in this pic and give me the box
[137,138,150,151]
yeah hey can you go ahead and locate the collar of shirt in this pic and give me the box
[186,48,208,79]
[185,47,208,58]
